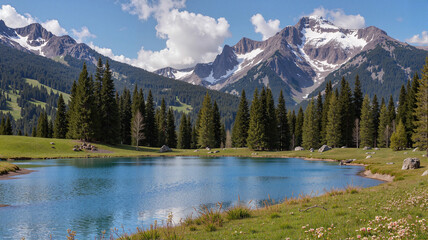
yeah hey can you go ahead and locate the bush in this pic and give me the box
[226,206,251,220]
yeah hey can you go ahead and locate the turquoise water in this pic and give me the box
[0,157,381,239]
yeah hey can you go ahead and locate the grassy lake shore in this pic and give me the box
[1,135,427,239]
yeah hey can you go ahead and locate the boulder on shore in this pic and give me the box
[295,146,304,151]
[363,146,372,150]
[318,145,331,153]
[402,158,420,170]
[309,148,314,152]
[160,145,172,153]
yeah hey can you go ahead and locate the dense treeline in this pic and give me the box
[231,58,428,151]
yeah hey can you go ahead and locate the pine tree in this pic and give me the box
[166,108,177,148]
[198,92,214,148]
[353,75,363,120]
[326,93,341,148]
[390,120,407,151]
[131,110,145,150]
[67,63,96,141]
[54,94,68,138]
[145,90,157,147]
[37,111,48,138]
[302,98,319,149]
[32,126,36,137]
[212,101,222,148]
[360,95,374,147]
[377,102,391,148]
[157,98,167,146]
[387,95,396,126]
[321,81,333,143]
[119,88,132,145]
[186,115,192,148]
[0,116,4,135]
[48,119,53,138]
[93,57,104,140]
[66,81,77,139]
[316,92,323,143]
[412,58,428,151]
[265,88,278,150]
[338,77,354,146]
[100,60,120,144]
[220,122,226,148]
[177,113,189,149]
[405,73,420,147]
[295,107,304,147]
[4,115,12,135]
[372,94,380,147]
[397,85,407,126]
[247,89,266,150]
[131,86,145,145]
[231,90,249,147]
[191,125,198,149]
[277,90,290,150]
[287,110,296,149]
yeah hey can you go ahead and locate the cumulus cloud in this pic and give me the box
[120,0,231,71]
[0,4,35,28]
[71,26,96,43]
[251,13,280,40]
[309,7,365,29]
[42,19,68,35]
[406,31,428,45]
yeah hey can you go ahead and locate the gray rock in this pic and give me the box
[50,142,55,145]
[214,150,219,153]
[363,146,372,150]
[72,148,78,151]
[413,147,419,152]
[251,152,258,155]
[205,147,211,151]
[402,158,420,170]
[403,152,408,155]
[160,145,172,153]
[374,148,380,150]
[318,145,331,153]
[366,152,376,155]
[295,146,304,151]
[341,146,347,148]
[422,170,428,176]
[386,162,394,165]
[366,155,372,159]
[194,150,198,152]
[310,148,314,152]
[345,159,355,163]
[339,161,345,165]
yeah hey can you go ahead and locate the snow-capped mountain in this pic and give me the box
[156,16,415,104]
[0,20,97,63]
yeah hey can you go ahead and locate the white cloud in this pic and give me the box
[41,19,68,36]
[120,0,231,71]
[406,31,428,45]
[0,4,35,28]
[71,26,96,43]
[251,13,280,40]
[309,7,365,29]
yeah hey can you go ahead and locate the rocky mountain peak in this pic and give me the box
[15,23,53,44]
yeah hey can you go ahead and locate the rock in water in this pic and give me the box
[402,158,420,170]
[295,146,304,151]
[160,145,172,153]
[422,170,428,176]
[318,145,331,153]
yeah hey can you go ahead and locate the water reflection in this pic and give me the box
[0,156,382,239]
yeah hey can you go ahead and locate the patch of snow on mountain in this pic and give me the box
[204,70,216,84]
[13,34,47,56]
[303,27,367,49]
[174,69,193,79]
[235,48,263,72]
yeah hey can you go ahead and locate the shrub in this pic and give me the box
[226,206,251,220]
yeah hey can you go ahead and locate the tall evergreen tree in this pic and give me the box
[177,113,190,149]
[198,92,214,148]
[247,89,266,150]
[405,73,420,147]
[372,94,380,147]
[37,111,48,138]
[377,102,391,148]
[145,90,157,147]
[360,95,374,147]
[54,94,68,138]
[277,90,290,150]
[166,108,177,148]
[212,101,222,148]
[265,88,278,150]
[326,93,341,148]
[390,120,407,151]
[220,122,226,148]
[387,95,396,129]
[157,98,167,146]
[67,63,96,141]
[191,124,198,149]
[48,119,53,138]
[295,107,304,147]
[0,116,5,135]
[4,115,12,135]
[287,110,296,149]
[119,88,132,145]
[231,90,249,147]
[353,75,363,120]
[321,81,333,144]
[338,77,354,146]
[32,126,36,137]
[131,110,145,150]
[93,57,104,140]
[131,86,145,145]
[412,58,428,151]
[99,60,120,144]
[302,98,320,149]
[397,85,407,126]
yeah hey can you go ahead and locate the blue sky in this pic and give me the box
[0,0,427,71]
